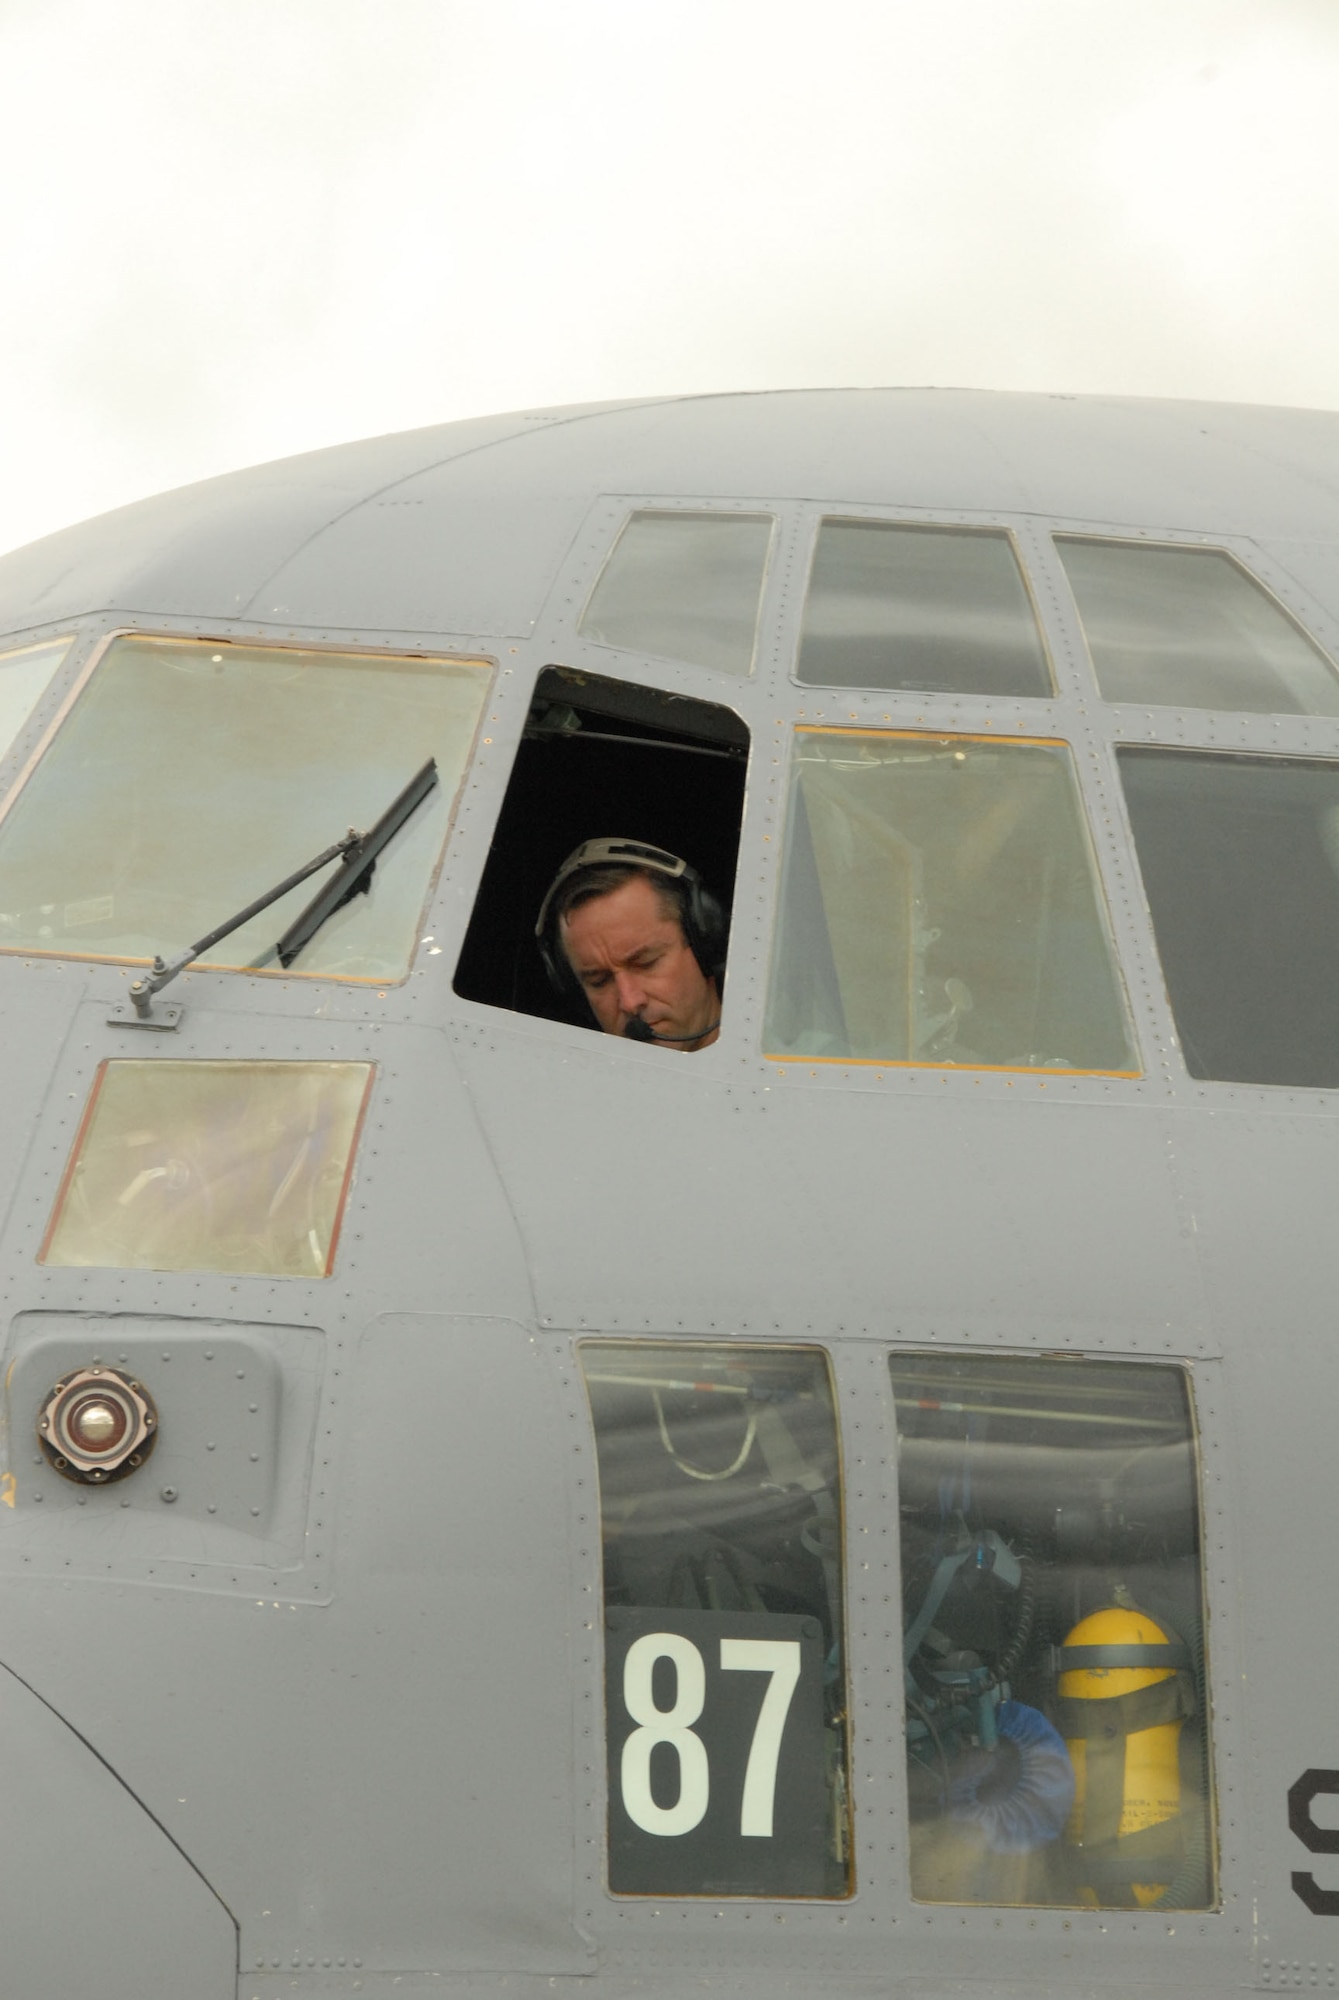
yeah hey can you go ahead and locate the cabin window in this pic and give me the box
[764,729,1137,1072]
[455,668,747,1035]
[580,1341,851,1897]
[0,636,72,761]
[892,1351,1214,1911]
[796,521,1052,697]
[578,511,773,677]
[1056,537,1339,715]
[1119,747,1339,1086]
[41,1060,373,1277]
[0,636,489,978]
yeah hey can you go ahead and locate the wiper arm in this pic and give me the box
[127,758,439,1021]
[274,757,438,968]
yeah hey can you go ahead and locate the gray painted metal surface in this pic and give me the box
[0,388,1333,1997]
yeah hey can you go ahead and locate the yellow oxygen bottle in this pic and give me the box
[1058,1604,1189,1907]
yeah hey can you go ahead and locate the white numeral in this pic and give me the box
[621,1633,710,1835]
[619,1632,804,1840]
[720,1638,801,1837]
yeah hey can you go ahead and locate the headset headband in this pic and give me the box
[534,838,693,941]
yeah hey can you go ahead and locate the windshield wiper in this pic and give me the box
[125,758,439,1022]
[274,757,439,969]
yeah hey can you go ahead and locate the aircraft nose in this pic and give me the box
[0,1666,235,1991]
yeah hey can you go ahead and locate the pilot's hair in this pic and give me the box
[551,861,685,935]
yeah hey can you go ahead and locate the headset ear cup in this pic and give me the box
[538,922,575,997]
[686,884,728,981]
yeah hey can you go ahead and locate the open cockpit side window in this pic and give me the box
[454,669,748,1037]
[764,729,1138,1073]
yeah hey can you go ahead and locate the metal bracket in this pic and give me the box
[106,1001,182,1031]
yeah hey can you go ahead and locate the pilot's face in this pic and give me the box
[560,874,720,1050]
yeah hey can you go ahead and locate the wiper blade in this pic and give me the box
[275,757,438,968]
[127,758,439,1020]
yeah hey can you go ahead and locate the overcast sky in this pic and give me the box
[2,0,1337,558]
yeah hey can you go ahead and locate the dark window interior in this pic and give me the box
[454,667,749,1027]
[1119,747,1339,1086]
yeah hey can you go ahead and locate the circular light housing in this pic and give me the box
[38,1367,157,1483]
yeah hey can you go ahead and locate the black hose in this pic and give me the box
[994,1533,1038,1684]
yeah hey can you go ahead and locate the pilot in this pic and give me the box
[535,838,725,1050]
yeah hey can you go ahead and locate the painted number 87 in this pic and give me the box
[620,1632,802,1839]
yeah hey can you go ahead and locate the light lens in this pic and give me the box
[65,1394,128,1454]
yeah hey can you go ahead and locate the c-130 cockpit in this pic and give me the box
[0,390,1336,1998]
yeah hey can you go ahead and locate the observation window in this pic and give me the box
[893,1352,1213,1910]
[455,668,747,1036]
[41,1060,373,1277]
[580,1342,850,1897]
[0,637,72,760]
[578,511,773,677]
[0,637,489,978]
[1056,537,1339,715]
[765,729,1137,1072]
[1119,748,1339,1086]
[797,521,1052,697]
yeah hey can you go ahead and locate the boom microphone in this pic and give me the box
[624,1017,721,1047]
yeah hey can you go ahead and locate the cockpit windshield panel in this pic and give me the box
[0,637,489,978]
[578,510,773,677]
[580,1341,851,1898]
[797,521,1053,697]
[1119,747,1339,1086]
[765,729,1138,1072]
[41,1059,373,1277]
[0,636,72,760]
[1057,537,1339,716]
[893,1351,1214,1910]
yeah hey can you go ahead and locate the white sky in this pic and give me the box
[2,0,1338,558]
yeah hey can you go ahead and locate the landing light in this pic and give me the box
[38,1366,157,1483]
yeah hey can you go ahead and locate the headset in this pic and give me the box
[534,837,728,1002]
